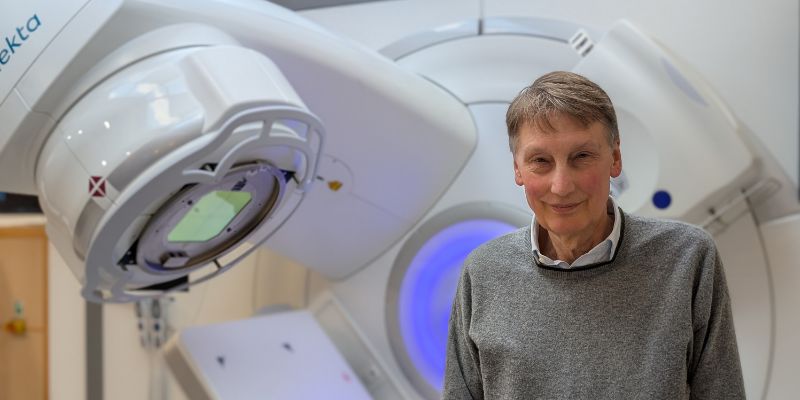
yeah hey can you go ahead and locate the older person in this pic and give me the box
[443,71,745,399]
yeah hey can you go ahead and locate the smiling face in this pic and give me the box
[513,114,622,242]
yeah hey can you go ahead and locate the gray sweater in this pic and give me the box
[443,212,745,399]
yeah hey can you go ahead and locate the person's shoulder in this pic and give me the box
[463,225,530,271]
[624,212,715,250]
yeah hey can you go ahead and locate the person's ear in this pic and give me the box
[610,140,622,178]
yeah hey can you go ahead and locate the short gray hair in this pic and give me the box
[506,71,619,153]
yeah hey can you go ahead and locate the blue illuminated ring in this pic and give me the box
[385,202,530,399]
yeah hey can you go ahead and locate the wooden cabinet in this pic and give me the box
[0,226,48,400]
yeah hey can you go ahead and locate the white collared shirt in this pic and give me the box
[530,196,621,269]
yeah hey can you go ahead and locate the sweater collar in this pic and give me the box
[530,196,622,269]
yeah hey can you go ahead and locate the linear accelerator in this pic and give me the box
[0,1,798,399]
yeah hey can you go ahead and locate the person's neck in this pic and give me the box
[539,214,613,264]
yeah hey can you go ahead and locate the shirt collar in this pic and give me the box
[530,196,622,269]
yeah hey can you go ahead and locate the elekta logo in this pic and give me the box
[0,14,42,72]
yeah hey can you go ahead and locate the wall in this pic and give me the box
[49,242,86,400]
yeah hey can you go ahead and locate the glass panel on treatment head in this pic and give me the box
[167,191,252,242]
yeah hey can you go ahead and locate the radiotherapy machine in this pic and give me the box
[1,0,798,399]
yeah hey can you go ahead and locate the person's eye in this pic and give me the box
[529,157,551,172]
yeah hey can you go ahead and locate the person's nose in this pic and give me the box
[550,165,575,197]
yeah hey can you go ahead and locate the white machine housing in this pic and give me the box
[0,0,476,302]
[2,3,325,302]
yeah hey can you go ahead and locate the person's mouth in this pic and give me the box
[550,202,580,213]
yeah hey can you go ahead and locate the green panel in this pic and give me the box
[168,191,252,243]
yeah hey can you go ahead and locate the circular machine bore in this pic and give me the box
[386,203,530,399]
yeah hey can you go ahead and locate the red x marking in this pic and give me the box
[89,176,106,197]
